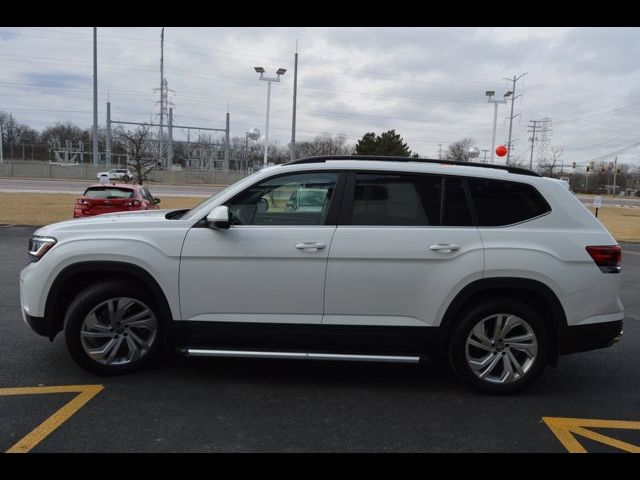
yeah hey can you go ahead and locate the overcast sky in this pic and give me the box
[1,26,639,166]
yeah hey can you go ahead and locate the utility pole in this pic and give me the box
[438,144,443,159]
[106,101,111,168]
[613,156,618,196]
[290,40,298,162]
[159,27,165,160]
[168,107,173,170]
[92,27,99,166]
[504,73,527,166]
[528,120,540,171]
[0,123,4,164]
[224,109,230,172]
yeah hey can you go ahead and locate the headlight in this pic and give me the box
[28,236,57,261]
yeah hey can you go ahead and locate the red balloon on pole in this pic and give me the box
[495,145,508,157]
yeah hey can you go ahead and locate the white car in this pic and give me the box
[97,168,132,182]
[20,156,624,394]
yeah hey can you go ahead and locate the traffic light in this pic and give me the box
[586,166,590,172]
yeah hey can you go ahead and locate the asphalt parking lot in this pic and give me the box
[1,225,639,452]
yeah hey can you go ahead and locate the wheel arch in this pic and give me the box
[439,277,567,365]
[44,261,175,350]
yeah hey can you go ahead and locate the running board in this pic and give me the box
[181,348,421,364]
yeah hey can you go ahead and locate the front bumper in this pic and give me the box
[23,312,54,338]
[560,320,623,354]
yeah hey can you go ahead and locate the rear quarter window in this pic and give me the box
[467,178,550,226]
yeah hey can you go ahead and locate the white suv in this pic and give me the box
[96,169,132,182]
[20,156,624,394]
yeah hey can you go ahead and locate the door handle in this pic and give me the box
[296,242,326,251]
[429,244,460,253]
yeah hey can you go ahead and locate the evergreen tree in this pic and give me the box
[354,130,412,157]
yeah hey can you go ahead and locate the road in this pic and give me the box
[576,195,640,207]
[1,226,639,452]
[0,178,219,198]
[2,177,640,206]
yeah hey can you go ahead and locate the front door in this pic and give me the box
[179,171,343,350]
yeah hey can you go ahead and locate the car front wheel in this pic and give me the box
[64,281,162,375]
[448,298,549,394]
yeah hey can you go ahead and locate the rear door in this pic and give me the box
[323,172,484,354]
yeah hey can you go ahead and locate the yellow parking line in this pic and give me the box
[0,384,104,453]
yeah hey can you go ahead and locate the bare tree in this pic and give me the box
[508,154,530,169]
[445,138,476,162]
[40,121,90,146]
[538,147,563,177]
[115,125,156,185]
[1,111,40,157]
[294,133,354,158]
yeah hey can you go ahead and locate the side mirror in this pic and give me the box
[153,197,161,205]
[206,205,230,230]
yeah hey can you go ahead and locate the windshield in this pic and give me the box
[83,187,134,199]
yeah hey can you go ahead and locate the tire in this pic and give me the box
[64,281,163,375]
[448,298,549,395]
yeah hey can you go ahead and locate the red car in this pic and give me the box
[73,183,161,218]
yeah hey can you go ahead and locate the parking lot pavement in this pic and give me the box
[1,225,639,452]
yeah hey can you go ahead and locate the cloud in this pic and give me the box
[0,26,639,165]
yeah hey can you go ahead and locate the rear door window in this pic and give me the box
[467,178,550,226]
[350,173,442,226]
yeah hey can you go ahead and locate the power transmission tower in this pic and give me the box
[154,27,174,163]
[504,73,527,165]
[528,120,541,170]
[537,117,553,163]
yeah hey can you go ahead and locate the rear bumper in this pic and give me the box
[560,320,623,354]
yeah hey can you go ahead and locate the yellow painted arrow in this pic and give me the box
[543,416,640,453]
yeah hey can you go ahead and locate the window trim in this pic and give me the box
[464,177,552,228]
[339,170,474,228]
[195,170,348,228]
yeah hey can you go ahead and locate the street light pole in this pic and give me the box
[92,27,99,166]
[255,67,286,167]
[491,101,499,164]
[264,80,271,167]
[485,90,511,164]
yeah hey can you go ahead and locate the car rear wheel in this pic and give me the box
[448,298,549,394]
[64,281,162,375]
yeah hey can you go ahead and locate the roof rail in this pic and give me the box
[284,155,541,177]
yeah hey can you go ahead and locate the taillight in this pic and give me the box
[124,200,141,207]
[586,245,621,273]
